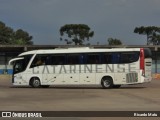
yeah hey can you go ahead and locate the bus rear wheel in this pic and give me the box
[30,78,41,88]
[101,77,113,89]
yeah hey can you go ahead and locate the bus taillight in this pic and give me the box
[140,48,145,76]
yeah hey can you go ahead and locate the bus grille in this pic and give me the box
[126,73,138,83]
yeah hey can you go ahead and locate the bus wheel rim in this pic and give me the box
[34,80,40,87]
[104,80,110,87]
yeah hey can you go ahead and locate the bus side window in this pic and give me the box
[86,54,100,64]
[30,55,46,68]
[120,52,140,63]
[120,53,129,63]
[50,55,66,65]
[79,54,84,64]
[103,53,112,64]
[67,54,80,65]
[44,56,50,65]
[111,53,120,64]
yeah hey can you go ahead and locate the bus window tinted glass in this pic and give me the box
[103,53,120,64]
[50,55,66,65]
[102,52,139,64]
[14,55,33,73]
[86,54,100,64]
[23,55,33,69]
[67,54,80,64]
[30,54,49,67]
[111,53,121,64]
[120,52,139,63]
[103,53,112,64]
[14,59,25,74]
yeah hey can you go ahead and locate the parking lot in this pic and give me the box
[0,75,160,119]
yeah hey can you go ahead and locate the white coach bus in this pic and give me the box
[9,47,152,88]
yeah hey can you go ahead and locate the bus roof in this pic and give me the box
[18,47,141,56]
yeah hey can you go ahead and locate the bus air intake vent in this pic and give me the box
[126,73,138,83]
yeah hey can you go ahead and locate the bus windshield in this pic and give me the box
[14,59,25,74]
[13,55,33,74]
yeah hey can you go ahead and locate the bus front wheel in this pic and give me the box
[101,77,113,89]
[30,77,41,88]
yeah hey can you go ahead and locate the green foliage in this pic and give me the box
[14,29,33,45]
[134,26,160,45]
[108,38,122,45]
[0,21,14,44]
[0,21,33,45]
[60,24,94,45]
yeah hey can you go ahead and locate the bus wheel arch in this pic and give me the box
[101,76,113,89]
[30,77,41,88]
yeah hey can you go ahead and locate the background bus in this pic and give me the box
[9,47,152,88]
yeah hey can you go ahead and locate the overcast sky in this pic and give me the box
[0,0,160,45]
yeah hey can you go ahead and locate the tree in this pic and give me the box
[134,26,160,45]
[0,21,14,44]
[60,24,94,45]
[108,38,122,45]
[14,29,33,45]
[0,21,33,45]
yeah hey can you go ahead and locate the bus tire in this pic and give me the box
[101,77,113,89]
[30,77,41,88]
